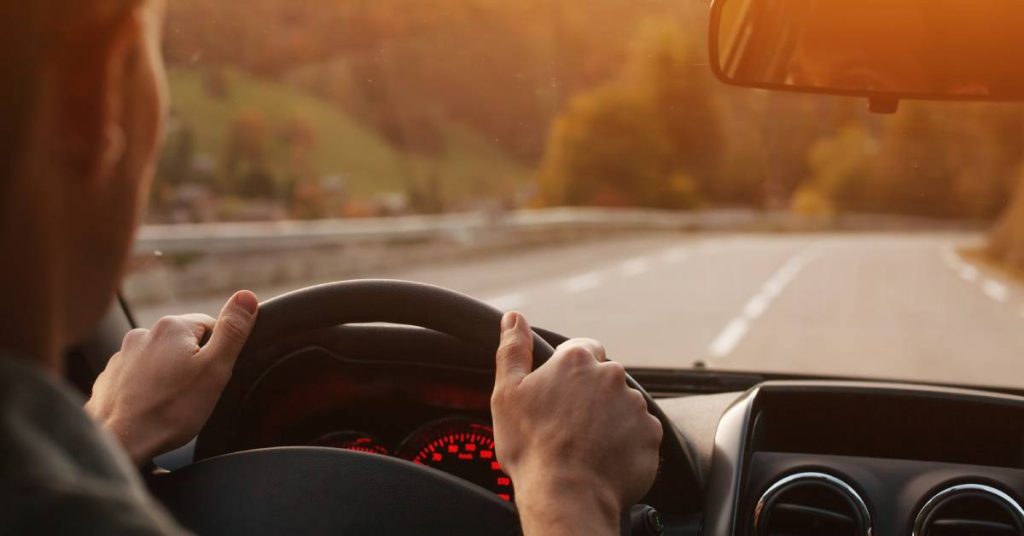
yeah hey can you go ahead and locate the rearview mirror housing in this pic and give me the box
[708,0,1024,113]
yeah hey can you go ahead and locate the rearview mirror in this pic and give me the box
[709,0,1024,112]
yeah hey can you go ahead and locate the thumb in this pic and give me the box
[495,311,533,390]
[199,290,258,365]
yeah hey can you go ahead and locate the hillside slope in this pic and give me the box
[166,68,530,202]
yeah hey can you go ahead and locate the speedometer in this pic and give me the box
[397,419,514,502]
[311,431,390,455]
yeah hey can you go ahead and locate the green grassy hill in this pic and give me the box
[166,67,530,202]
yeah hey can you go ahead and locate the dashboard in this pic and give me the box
[189,324,1024,536]
[683,382,1024,536]
[196,329,698,527]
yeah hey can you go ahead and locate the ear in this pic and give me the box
[51,8,145,185]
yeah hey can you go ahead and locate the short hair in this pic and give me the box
[0,0,144,190]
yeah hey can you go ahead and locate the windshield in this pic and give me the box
[125,0,1024,389]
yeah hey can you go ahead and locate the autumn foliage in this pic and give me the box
[157,0,1024,250]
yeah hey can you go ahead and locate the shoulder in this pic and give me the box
[0,355,187,535]
[3,476,186,535]
[0,354,128,481]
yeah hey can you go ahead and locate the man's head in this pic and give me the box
[0,0,167,367]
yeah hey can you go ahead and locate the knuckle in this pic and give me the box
[601,361,627,383]
[187,314,216,329]
[490,394,507,417]
[578,338,607,359]
[647,414,664,442]
[152,316,185,334]
[489,391,501,410]
[557,338,586,351]
[122,328,148,346]
[490,387,506,407]
[626,387,647,409]
[558,343,594,367]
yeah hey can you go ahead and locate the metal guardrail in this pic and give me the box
[134,208,746,255]
[125,208,988,305]
[134,208,985,256]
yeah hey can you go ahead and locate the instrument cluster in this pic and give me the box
[311,418,514,502]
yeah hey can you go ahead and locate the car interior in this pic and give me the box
[62,0,1024,535]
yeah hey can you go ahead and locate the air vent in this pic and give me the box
[913,484,1024,536]
[752,471,871,536]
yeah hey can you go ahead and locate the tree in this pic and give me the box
[224,109,276,198]
[538,86,683,207]
[626,20,723,194]
[804,123,878,212]
[537,19,720,209]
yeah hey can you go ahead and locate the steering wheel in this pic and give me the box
[147,280,698,535]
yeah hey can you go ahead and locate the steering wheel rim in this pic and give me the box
[196,279,679,459]
[245,278,557,362]
[151,280,700,535]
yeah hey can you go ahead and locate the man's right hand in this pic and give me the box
[490,312,662,536]
[85,291,259,466]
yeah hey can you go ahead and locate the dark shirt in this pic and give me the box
[0,356,186,534]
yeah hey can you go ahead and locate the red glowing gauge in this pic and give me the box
[397,419,514,502]
[311,431,390,456]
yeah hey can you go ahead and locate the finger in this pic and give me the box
[176,313,217,343]
[197,291,259,365]
[495,311,533,390]
[624,385,648,411]
[122,328,149,350]
[575,338,607,362]
[555,338,607,363]
[599,360,628,386]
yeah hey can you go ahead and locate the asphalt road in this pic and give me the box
[132,232,1024,390]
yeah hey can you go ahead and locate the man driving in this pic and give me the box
[0,1,662,534]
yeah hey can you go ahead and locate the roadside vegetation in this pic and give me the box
[989,179,1024,273]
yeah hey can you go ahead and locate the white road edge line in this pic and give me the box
[742,294,771,319]
[942,243,1013,304]
[562,271,603,294]
[708,251,816,359]
[620,257,651,277]
[662,247,690,263]
[940,244,964,271]
[486,293,527,311]
[708,318,750,358]
[983,279,1009,302]
[960,265,978,283]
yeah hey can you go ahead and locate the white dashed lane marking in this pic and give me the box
[742,294,770,320]
[940,244,963,270]
[708,318,750,358]
[562,271,604,294]
[488,241,700,305]
[620,257,651,277]
[983,279,1009,302]
[708,250,817,359]
[941,244,1014,306]
[662,247,690,263]
[486,293,526,311]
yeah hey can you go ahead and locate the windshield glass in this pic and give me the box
[125,0,1024,389]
